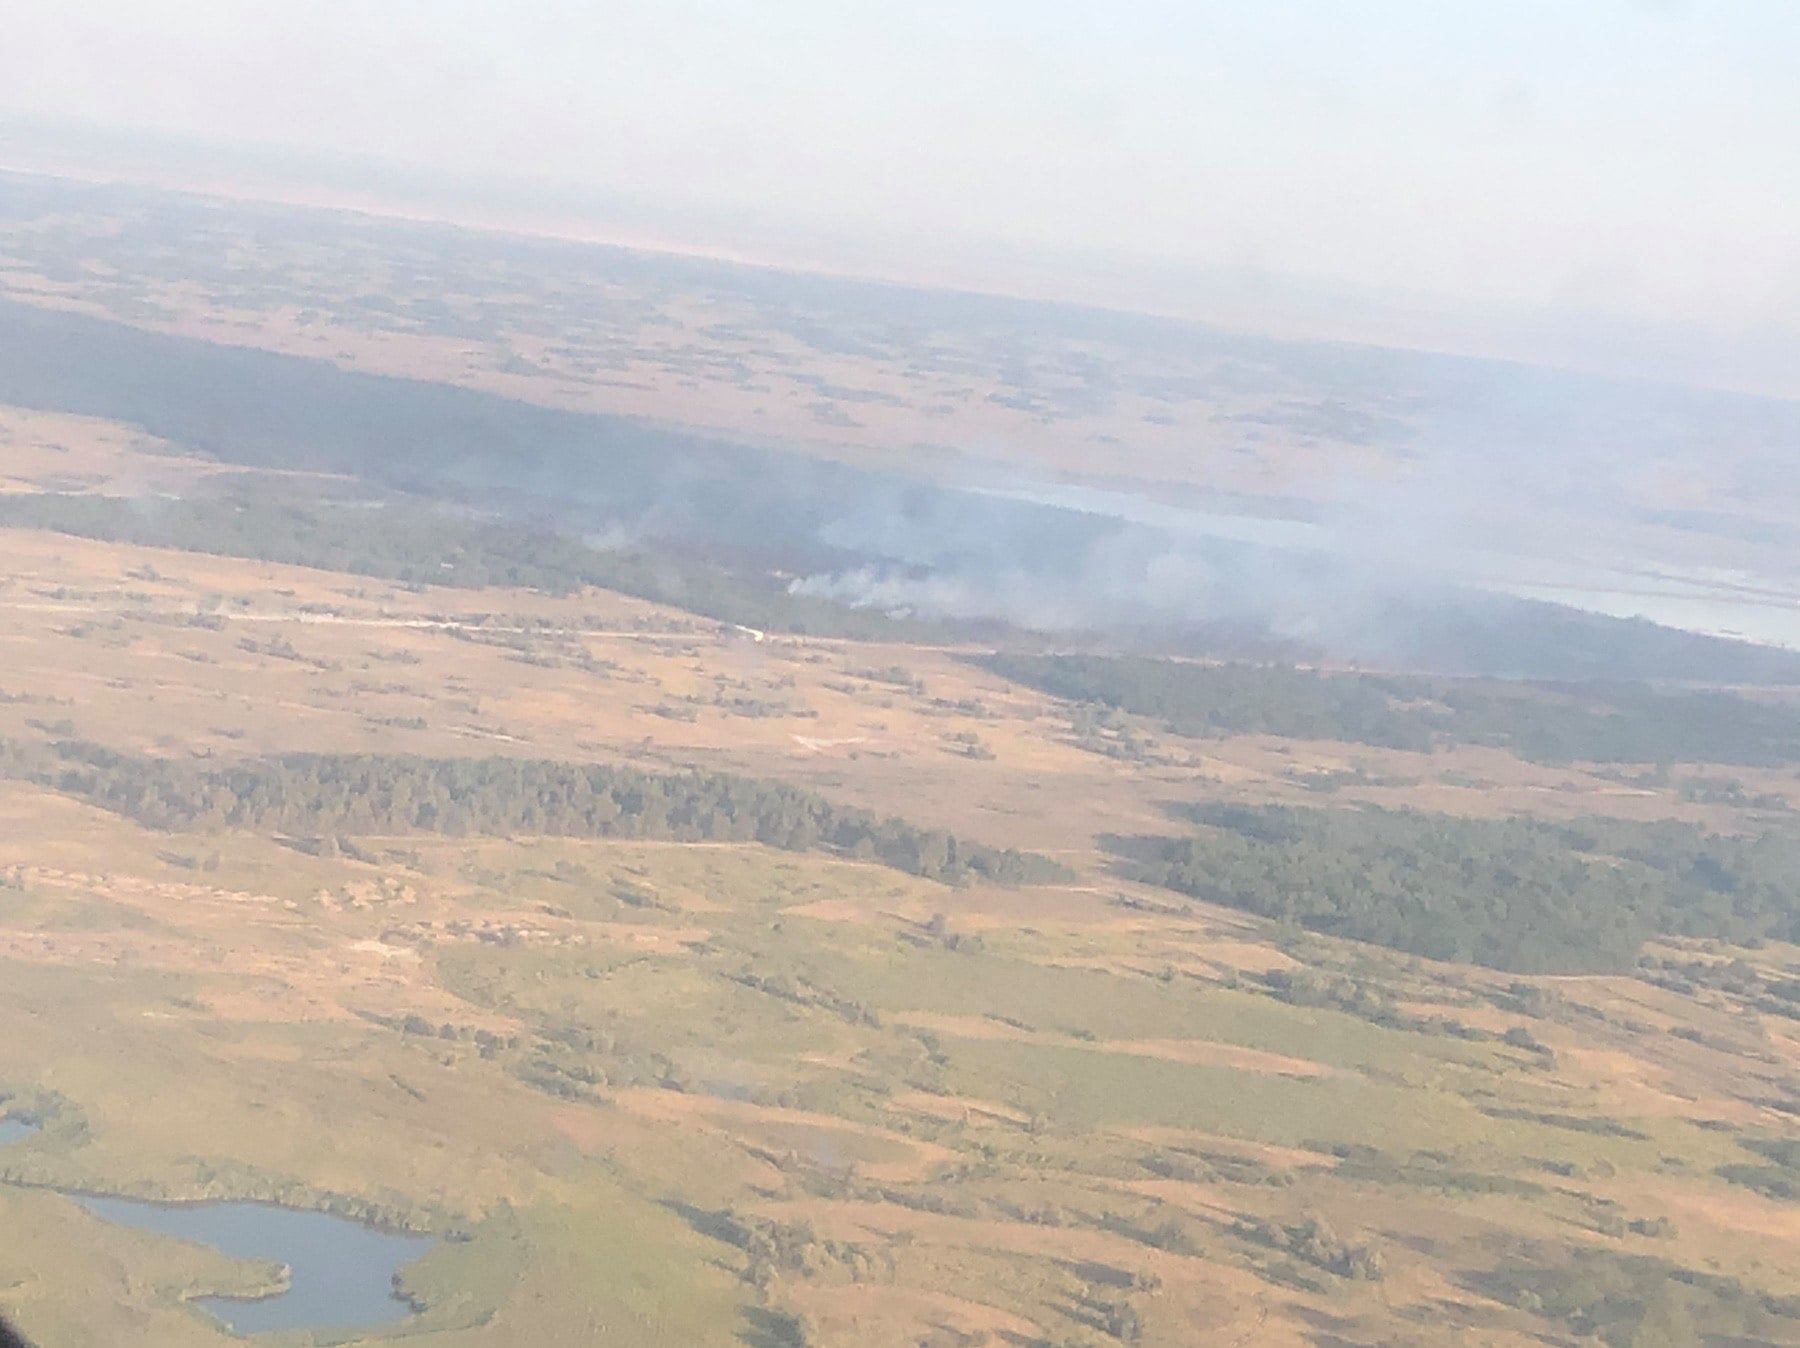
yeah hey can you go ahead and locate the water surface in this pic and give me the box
[78,1195,432,1336]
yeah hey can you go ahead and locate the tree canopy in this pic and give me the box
[0,739,1068,888]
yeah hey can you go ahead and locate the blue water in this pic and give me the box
[78,1195,432,1336]
[0,1117,37,1145]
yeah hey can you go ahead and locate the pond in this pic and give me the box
[77,1195,434,1337]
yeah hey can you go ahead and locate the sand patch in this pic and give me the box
[889,1011,1333,1078]
[887,1090,1032,1126]
[615,1088,954,1183]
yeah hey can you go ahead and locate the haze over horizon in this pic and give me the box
[5,1,1800,398]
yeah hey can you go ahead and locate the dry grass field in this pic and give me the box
[0,417,1796,1347]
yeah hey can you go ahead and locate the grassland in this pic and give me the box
[0,421,1795,1346]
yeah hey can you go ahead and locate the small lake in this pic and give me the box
[77,1195,433,1337]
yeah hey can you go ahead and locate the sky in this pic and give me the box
[3,1,1798,392]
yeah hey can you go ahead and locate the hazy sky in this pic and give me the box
[4,1,1798,387]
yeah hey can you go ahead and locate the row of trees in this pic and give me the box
[0,488,957,641]
[1141,804,1800,972]
[979,652,1800,766]
[0,739,1066,887]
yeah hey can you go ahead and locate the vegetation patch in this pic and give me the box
[980,652,1800,764]
[0,739,1069,887]
[1133,803,1800,971]
[1478,1245,1800,1346]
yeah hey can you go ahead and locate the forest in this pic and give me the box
[1138,803,1800,972]
[0,488,964,641]
[981,652,1800,765]
[0,739,1066,887]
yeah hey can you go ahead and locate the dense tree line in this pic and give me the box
[1140,804,1800,972]
[0,489,974,642]
[0,739,1065,887]
[980,652,1800,766]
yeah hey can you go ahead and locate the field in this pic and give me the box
[0,409,1795,1348]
